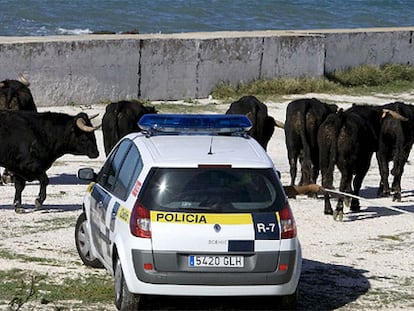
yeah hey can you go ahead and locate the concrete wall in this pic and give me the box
[309,28,414,72]
[0,27,413,106]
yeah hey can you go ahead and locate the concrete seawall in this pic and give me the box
[0,27,413,106]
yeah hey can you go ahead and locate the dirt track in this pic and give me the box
[1,94,414,310]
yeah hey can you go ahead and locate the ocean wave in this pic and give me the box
[57,28,93,35]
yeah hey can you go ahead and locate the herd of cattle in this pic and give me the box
[284,98,411,221]
[1,75,413,220]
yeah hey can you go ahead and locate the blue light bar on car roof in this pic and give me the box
[138,114,252,134]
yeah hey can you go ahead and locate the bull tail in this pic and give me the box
[299,104,313,184]
[327,110,345,186]
[113,110,122,148]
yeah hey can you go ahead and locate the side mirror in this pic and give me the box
[78,168,97,181]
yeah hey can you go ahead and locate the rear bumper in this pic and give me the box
[125,245,302,296]
[132,250,297,285]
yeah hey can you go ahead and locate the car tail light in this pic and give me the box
[279,201,297,239]
[130,200,151,238]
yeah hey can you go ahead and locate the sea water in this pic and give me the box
[0,0,413,36]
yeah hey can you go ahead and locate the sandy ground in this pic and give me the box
[1,93,414,310]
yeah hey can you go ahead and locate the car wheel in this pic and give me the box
[75,212,103,268]
[280,286,299,310]
[114,258,141,310]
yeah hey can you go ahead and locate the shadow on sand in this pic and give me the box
[318,186,414,222]
[137,259,369,311]
[0,203,81,213]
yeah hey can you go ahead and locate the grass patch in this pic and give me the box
[152,101,225,113]
[372,231,413,242]
[360,285,414,307]
[0,249,58,265]
[0,269,113,309]
[34,216,76,228]
[327,64,414,87]
[3,216,78,239]
[377,234,404,241]
[210,64,414,102]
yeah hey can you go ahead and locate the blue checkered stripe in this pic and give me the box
[227,213,280,252]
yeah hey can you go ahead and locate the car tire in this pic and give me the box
[75,212,103,268]
[280,286,299,310]
[114,258,141,310]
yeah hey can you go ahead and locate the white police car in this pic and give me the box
[75,114,302,310]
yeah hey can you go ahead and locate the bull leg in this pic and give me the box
[301,158,313,186]
[13,176,26,213]
[350,175,364,212]
[350,163,370,211]
[391,159,405,202]
[391,177,402,202]
[289,157,298,186]
[35,173,49,209]
[334,174,352,221]
[333,199,344,222]
[333,189,347,221]
[376,154,390,197]
[323,193,333,215]
[321,169,333,215]
[311,163,319,185]
[1,168,13,184]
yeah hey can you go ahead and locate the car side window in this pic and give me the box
[97,139,143,200]
[97,140,131,191]
[113,144,142,199]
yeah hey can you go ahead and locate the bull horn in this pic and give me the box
[18,73,30,86]
[245,111,254,122]
[275,119,285,129]
[382,109,409,121]
[76,117,100,132]
[88,113,99,120]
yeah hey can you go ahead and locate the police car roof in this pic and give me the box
[127,114,274,168]
[130,133,275,168]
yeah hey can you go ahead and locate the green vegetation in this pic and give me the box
[0,269,113,310]
[210,64,414,102]
[0,249,56,265]
[152,101,225,113]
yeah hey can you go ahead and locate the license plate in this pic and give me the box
[188,255,244,267]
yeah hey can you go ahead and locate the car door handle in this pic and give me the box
[98,201,104,209]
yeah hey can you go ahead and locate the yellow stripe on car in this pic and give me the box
[86,182,95,193]
[151,211,252,225]
[117,206,131,223]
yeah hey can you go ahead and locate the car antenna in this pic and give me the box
[208,136,213,155]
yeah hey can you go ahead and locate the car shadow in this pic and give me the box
[49,173,89,185]
[138,259,369,311]
[0,203,81,212]
[0,173,87,186]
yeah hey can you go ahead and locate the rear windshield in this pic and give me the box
[139,167,285,213]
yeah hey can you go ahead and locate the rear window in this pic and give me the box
[139,167,285,213]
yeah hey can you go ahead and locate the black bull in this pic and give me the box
[0,74,36,112]
[0,75,37,184]
[0,111,100,213]
[317,105,407,221]
[377,101,414,202]
[102,100,157,156]
[284,98,338,186]
[226,95,284,151]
